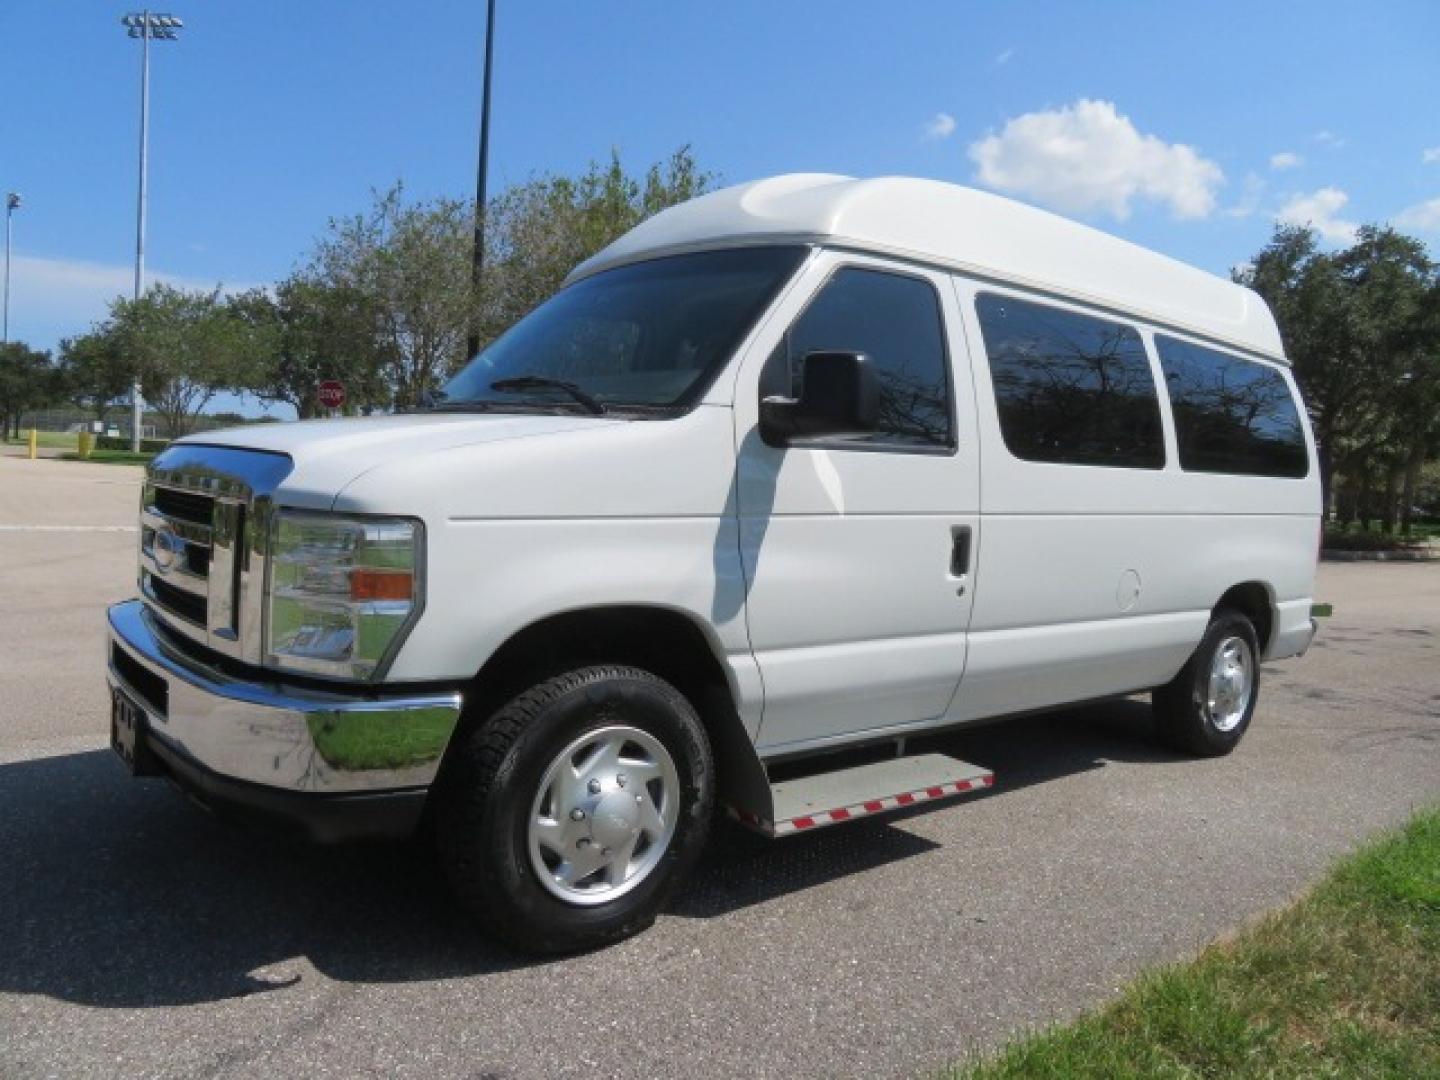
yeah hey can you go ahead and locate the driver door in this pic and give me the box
[731,252,981,755]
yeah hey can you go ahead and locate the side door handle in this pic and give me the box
[950,526,972,595]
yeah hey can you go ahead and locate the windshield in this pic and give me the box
[439,246,807,413]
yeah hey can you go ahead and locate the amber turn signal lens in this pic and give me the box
[350,568,414,602]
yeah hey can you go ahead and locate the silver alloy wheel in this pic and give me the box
[527,725,680,906]
[1205,635,1253,732]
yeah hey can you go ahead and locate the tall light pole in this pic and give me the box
[121,11,183,450]
[3,193,19,345]
[466,0,497,360]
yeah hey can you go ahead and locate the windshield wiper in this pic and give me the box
[419,400,501,413]
[489,375,606,416]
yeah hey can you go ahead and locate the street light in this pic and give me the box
[3,192,20,345]
[120,11,184,450]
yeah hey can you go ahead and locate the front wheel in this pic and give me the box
[1152,609,1260,757]
[434,665,714,953]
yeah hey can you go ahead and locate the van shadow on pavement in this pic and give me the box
[0,700,1177,1009]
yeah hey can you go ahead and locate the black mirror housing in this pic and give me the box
[760,351,879,445]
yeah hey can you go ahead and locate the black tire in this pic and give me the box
[1152,608,1261,757]
[434,665,713,954]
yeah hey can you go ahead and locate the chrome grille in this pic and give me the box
[147,573,209,626]
[138,445,293,663]
[140,486,240,634]
[152,485,214,526]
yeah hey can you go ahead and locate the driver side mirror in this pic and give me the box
[759,351,879,446]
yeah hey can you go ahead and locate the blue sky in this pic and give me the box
[3,1,1438,416]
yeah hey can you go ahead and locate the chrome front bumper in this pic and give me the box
[106,599,463,797]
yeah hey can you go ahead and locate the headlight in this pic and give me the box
[265,511,423,681]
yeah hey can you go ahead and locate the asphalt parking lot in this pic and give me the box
[1,451,1437,1079]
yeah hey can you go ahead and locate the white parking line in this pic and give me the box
[0,525,138,532]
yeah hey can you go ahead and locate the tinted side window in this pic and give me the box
[766,267,953,449]
[975,294,1164,468]
[1155,336,1309,478]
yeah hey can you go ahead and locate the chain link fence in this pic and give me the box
[15,408,247,441]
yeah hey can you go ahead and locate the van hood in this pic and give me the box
[179,413,620,509]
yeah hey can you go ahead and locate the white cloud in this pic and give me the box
[994,48,1015,66]
[1395,196,1440,232]
[1224,172,1266,218]
[967,99,1224,220]
[923,112,957,141]
[1276,187,1358,244]
[1422,147,1440,165]
[4,252,263,350]
[1269,151,1303,170]
[1313,129,1346,148]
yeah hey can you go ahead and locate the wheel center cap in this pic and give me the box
[588,790,640,849]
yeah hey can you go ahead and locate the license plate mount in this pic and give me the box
[111,687,159,776]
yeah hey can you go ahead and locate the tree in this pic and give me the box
[234,277,390,419]
[0,342,58,441]
[478,147,715,344]
[1417,459,1440,517]
[1332,228,1438,532]
[309,185,475,411]
[109,284,261,439]
[299,148,716,410]
[57,331,132,428]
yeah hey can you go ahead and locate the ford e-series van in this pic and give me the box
[107,175,1321,952]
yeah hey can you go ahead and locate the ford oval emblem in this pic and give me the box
[152,525,182,574]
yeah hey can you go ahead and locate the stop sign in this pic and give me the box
[318,380,345,410]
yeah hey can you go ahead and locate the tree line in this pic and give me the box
[3,152,1436,531]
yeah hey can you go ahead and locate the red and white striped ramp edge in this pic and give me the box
[729,773,994,838]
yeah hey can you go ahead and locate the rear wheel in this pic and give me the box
[435,665,713,953]
[1153,609,1260,757]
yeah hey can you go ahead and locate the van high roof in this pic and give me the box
[569,174,1285,362]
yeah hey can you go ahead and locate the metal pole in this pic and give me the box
[3,204,11,345]
[466,0,496,360]
[130,11,151,451]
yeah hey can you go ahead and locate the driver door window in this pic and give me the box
[762,266,955,451]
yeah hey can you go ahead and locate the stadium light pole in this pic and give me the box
[3,192,20,345]
[466,0,497,360]
[120,11,183,450]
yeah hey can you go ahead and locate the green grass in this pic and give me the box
[949,806,1440,1079]
[4,430,78,450]
[60,449,155,465]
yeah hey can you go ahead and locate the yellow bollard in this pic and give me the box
[27,428,38,460]
[78,430,94,460]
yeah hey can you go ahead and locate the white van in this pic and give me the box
[107,175,1321,952]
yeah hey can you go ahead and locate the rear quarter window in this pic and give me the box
[1154,335,1309,479]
